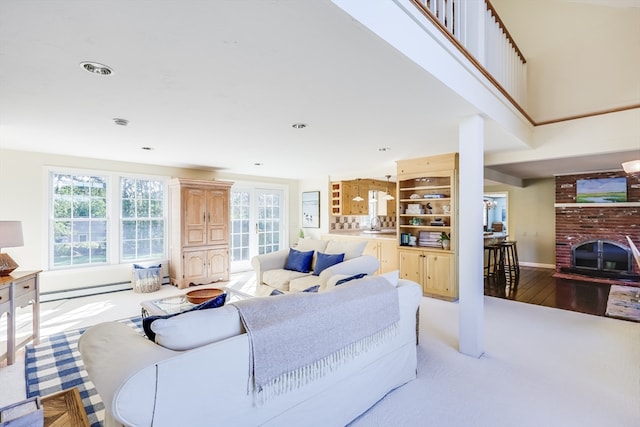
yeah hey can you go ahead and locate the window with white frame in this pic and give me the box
[49,171,166,269]
[51,173,108,267]
[120,178,165,261]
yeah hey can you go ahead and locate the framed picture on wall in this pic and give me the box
[302,191,320,228]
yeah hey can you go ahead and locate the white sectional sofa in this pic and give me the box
[78,276,422,427]
[251,238,380,296]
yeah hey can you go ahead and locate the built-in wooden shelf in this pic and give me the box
[554,202,640,208]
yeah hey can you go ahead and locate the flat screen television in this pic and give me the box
[576,177,627,203]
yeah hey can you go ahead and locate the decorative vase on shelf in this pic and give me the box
[442,240,450,250]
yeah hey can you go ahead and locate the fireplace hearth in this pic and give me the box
[561,239,639,281]
[555,171,640,286]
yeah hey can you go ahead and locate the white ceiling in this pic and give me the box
[0,0,637,182]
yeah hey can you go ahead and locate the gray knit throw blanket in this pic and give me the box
[231,276,400,404]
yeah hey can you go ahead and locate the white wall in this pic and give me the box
[491,0,640,122]
[484,178,556,267]
[0,149,298,292]
[298,176,332,240]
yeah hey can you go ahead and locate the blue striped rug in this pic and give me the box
[25,317,142,427]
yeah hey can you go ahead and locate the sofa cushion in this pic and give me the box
[296,239,329,270]
[284,248,314,273]
[325,240,367,260]
[142,293,227,342]
[380,270,400,287]
[289,274,323,292]
[150,304,244,351]
[263,268,310,291]
[313,252,345,276]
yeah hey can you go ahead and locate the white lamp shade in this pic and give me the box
[622,160,640,174]
[0,221,24,249]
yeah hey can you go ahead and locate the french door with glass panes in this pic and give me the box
[230,187,285,272]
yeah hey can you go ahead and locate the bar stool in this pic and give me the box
[500,240,520,296]
[484,244,504,282]
[484,244,505,297]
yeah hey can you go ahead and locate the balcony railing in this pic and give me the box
[412,0,528,119]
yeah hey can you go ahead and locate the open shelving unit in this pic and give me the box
[396,153,459,300]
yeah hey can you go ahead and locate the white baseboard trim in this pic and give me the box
[40,277,170,302]
[520,262,555,269]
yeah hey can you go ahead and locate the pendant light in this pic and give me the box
[384,175,395,201]
[353,179,364,202]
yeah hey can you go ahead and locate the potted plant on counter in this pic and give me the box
[439,232,451,250]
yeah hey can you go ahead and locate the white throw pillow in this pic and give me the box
[325,240,367,260]
[380,270,400,287]
[296,238,329,253]
[151,305,244,351]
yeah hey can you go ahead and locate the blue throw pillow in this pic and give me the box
[335,273,367,286]
[134,263,161,269]
[143,293,226,341]
[271,285,318,296]
[313,252,345,276]
[283,248,314,273]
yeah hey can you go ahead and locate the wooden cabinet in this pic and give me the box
[330,179,395,216]
[330,180,367,215]
[321,234,397,276]
[396,153,458,300]
[363,238,398,275]
[169,178,233,288]
[399,249,455,299]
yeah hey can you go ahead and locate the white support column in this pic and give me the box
[458,114,485,358]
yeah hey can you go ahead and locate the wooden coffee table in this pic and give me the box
[140,286,253,317]
[41,387,90,427]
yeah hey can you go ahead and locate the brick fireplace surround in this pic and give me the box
[555,171,640,287]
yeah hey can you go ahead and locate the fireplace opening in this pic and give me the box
[565,239,638,280]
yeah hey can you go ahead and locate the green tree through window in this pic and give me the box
[121,178,165,261]
[51,173,108,267]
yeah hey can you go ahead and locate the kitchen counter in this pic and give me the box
[484,232,508,244]
[323,230,397,241]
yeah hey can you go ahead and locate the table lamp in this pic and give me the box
[0,221,24,276]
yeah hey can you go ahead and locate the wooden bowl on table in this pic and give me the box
[186,288,224,304]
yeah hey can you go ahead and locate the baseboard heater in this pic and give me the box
[40,276,171,302]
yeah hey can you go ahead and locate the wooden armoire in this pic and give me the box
[168,178,233,289]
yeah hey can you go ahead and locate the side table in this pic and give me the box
[0,270,41,365]
[41,387,90,427]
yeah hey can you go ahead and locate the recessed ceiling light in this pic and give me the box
[141,147,154,151]
[254,162,263,166]
[292,123,307,129]
[113,118,129,126]
[378,147,391,152]
[80,61,114,76]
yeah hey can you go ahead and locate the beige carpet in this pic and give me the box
[349,296,640,427]
[2,279,639,427]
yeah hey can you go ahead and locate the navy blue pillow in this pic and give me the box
[313,252,345,276]
[270,285,319,296]
[284,248,314,273]
[134,263,161,269]
[143,293,226,342]
[335,273,367,286]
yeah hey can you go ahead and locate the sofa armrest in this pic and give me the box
[251,249,289,284]
[78,322,177,426]
[318,255,380,290]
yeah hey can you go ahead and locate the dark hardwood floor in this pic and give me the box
[484,266,612,317]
